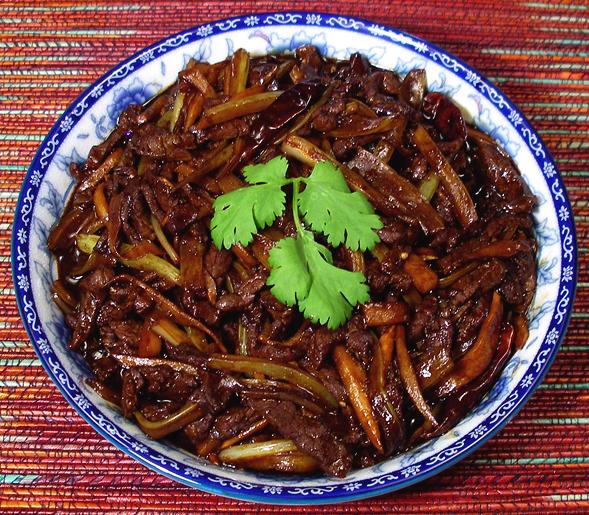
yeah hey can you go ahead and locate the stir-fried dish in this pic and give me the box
[49,46,537,477]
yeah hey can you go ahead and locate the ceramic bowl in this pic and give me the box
[12,11,577,505]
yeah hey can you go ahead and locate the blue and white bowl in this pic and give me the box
[12,12,577,505]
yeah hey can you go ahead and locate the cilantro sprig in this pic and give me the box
[211,157,289,249]
[210,156,383,329]
[298,161,383,251]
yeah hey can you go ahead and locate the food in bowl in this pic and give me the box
[48,46,537,478]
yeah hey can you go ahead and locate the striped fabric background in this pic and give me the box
[1,1,588,512]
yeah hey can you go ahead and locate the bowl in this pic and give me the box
[12,11,577,505]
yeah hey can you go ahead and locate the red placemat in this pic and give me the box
[1,1,588,512]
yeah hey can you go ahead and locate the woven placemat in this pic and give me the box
[1,1,588,512]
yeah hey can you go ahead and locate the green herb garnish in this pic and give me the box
[211,157,289,249]
[210,156,383,329]
[298,161,383,251]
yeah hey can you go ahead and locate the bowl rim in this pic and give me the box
[11,10,578,505]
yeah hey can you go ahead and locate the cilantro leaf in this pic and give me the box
[266,236,311,306]
[266,230,370,329]
[243,155,289,185]
[298,234,370,328]
[298,161,383,251]
[210,157,288,249]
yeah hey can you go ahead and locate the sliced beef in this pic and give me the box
[210,406,258,440]
[121,368,144,418]
[69,292,104,350]
[408,295,437,342]
[305,327,340,370]
[98,319,141,355]
[79,267,114,293]
[366,253,413,295]
[378,219,416,246]
[140,401,180,422]
[216,275,266,313]
[499,247,537,311]
[139,365,198,401]
[85,104,142,171]
[193,118,249,142]
[345,329,374,369]
[472,135,535,213]
[250,341,304,362]
[247,398,352,477]
[422,92,467,143]
[413,318,455,389]
[184,414,215,446]
[400,69,425,109]
[164,341,205,368]
[311,94,345,132]
[444,259,506,316]
[181,296,220,326]
[204,246,232,279]
[455,296,489,355]
[130,124,195,161]
[188,371,235,414]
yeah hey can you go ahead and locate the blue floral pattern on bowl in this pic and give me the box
[11,12,577,505]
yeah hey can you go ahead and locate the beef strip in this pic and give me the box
[472,135,535,214]
[247,398,352,477]
[121,368,144,418]
[184,414,215,446]
[210,406,258,440]
[443,259,506,317]
[130,124,194,161]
